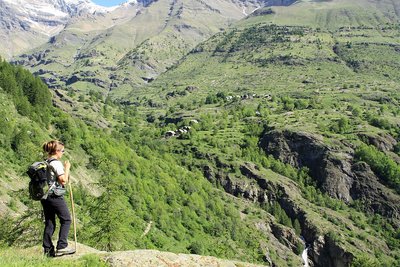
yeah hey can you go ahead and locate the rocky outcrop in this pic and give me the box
[66,75,79,85]
[29,242,267,267]
[270,223,301,253]
[259,130,354,201]
[65,74,107,88]
[203,162,278,203]
[350,162,400,221]
[258,130,400,224]
[265,0,297,6]
[309,235,353,267]
[204,159,355,267]
[74,50,103,60]
[13,50,52,66]
[357,132,397,152]
[54,89,74,105]
[199,131,399,266]
[105,250,268,267]
[248,8,275,17]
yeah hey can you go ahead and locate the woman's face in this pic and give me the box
[55,145,65,159]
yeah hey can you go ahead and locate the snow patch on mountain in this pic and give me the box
[2,0,115,18]
[0,0,121,37]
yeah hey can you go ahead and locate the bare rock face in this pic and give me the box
[357,132,397,152]
[202,157,361,267]
[258,130,400,223]
[270,223,301,253]
[259,130,354,202]
[350,162,400,222]
[265,0,297,6]
[216,162,355,267]
[309,235,353,267]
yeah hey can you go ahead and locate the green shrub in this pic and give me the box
[355,144,400,193]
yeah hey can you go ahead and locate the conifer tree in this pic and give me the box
[88,159,135,251]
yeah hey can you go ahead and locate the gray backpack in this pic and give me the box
[27,159,59,200]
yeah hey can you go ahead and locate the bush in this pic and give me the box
[369,117,392,130]
[355,144,400,193]
[187,240,205,254]
[351,254,380,267]
[330,117,350,134]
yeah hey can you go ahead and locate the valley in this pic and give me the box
[0,0,400,266]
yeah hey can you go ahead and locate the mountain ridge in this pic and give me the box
[10,0,266,100]
[0,0,149,58]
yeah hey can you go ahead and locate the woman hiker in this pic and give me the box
[41,140,76,257]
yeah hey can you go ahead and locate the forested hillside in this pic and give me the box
[1,0,400,266]
[0,58,299,266]
[122,1,400,266]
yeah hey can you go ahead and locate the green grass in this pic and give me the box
[0,248,108,267]
[140,14,399,139]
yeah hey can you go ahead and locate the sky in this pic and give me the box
[92,0,128,7]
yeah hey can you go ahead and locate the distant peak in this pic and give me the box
[137,0,156,7]
[105,0,155,8]
[118,0,138,6]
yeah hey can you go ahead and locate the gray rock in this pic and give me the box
[258,130,400,224]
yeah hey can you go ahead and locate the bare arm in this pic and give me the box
[58,160,70,186]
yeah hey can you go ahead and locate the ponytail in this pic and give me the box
[43,140,64,156]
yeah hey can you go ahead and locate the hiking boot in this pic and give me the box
[44,247,55,257]
[55,247,76,257]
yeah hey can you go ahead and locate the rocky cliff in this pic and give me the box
[259,130,400,224]
[199,126,399,267]
[204,159,359,267]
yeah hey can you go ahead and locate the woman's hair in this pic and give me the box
[43,140,64,156]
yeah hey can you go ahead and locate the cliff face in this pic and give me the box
[259,130,352,201]
[258,130,400,223]
[204,161,356,267]
[200,129,400,266]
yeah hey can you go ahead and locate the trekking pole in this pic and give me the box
[68,179,77,252]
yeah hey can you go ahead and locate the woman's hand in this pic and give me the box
[64,160,71,171]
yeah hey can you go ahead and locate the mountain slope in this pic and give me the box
[11,0,270,99]
[2,1,400,266]
[0,59,304,266]
[144,0,400,212]
[0,0,121,58]
[120,0,400,265]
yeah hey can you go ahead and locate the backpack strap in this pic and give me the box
[45,158,57,182]
[42,158,57,200]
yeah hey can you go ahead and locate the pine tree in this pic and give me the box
[293,219,301,235]
[88,160,135,251]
